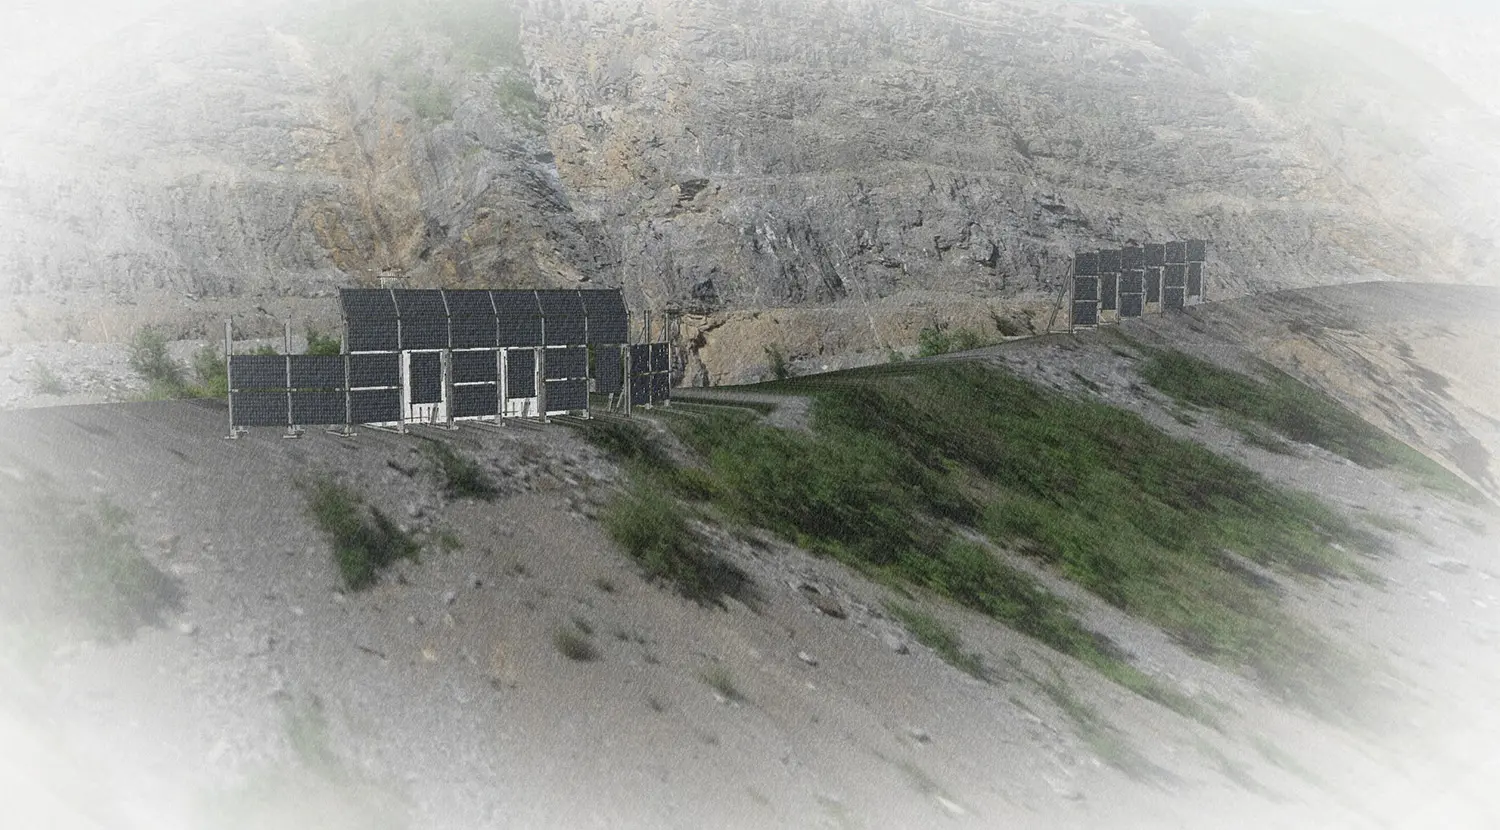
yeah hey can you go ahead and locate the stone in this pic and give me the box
[176,621,199,636]
[797,650,818,667]
[882,632,910,655]
[443,590,458,605]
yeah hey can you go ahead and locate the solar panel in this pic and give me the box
[443,290,495,318]
[1099,249,1122,273]
[630,374,651,406]
[580,290,629,344]
[340,289,397,321]
[1165,263,1188,288]
[1187,239,1208,262]
[494,291,543,347]
[349,353,399,388]
[393,290,449,350]
[1072,302,1098,327]
[450,316,498,349]
[1122,247,1145,270]
[505,349,536,398]
[1163,287,1186,310]
[650,373,670,404]
[1187,262,1203,297]
[650,343,669,373]
[291,391,347,425]
[537,290,587,346]
[594,345,622,394]
[453,384,499,418]
[1120,269,1144,294]
[1146,267,1163,303]
[545,378,588,412]
[1100,274,1118,312]
[348,319,399,352]
[1120,294,1144,318]
[230,355,288,391]
[1145,243,1165,268]
[1073,276,1099,302]
[544,346,587,380]
[230,392,289,427]
[451,350,498,384]
[350,388,401,424]
[630,345,652,376]
[408,352,442,404]
[1165,242,1187,264]
[1073,252,1100,277]
[289,355,345,390]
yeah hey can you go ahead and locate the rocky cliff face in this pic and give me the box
[1,0,1497,383]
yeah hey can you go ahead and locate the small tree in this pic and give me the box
[306,328,342,356]
[127,326,185,395]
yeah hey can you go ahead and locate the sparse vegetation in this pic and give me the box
[1035,669,1170,783]
[765,344,792,381]
[1141,348,1482,502]
[62,499,181,641]
[700,664,744,702]
[124,326,231,399]
[421,439,499,501]
[602,480,747,606]
[554,626,600,662]
[28,362,67,396]
[917,324,990,357]
[303,476,419,590]
[887,603,987,680]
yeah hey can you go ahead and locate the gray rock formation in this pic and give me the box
[0,0,1497,382]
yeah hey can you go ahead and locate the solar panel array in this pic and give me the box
[228,287,668,430]
[628,344,672,407]
[340,288,629,351]
[1071,240,1208,329]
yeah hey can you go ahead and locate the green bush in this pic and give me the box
[917,324,990,357]
[192,345,228,398]
[303,476,419,590]
[306,329,342,356]
[127,326,185,393]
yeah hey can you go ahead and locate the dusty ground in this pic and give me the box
[0,283,1497,829]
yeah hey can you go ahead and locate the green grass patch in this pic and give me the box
[887,603,988,680]
[601,479,748,606]
[1141,348,1482,502]
[421,439,499,501]
[673,361,1381,721]
[303,476,419,590]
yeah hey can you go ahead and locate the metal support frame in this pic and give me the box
[282,320,303,439]
[223,319,247,440]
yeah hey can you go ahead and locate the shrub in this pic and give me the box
[765,344,792,381]
[700,664,744,702]
[28,362,67,396]
[306,328,342,356]
[192,345,228,398]
[127,326,185,393]
[303,476,419,590]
